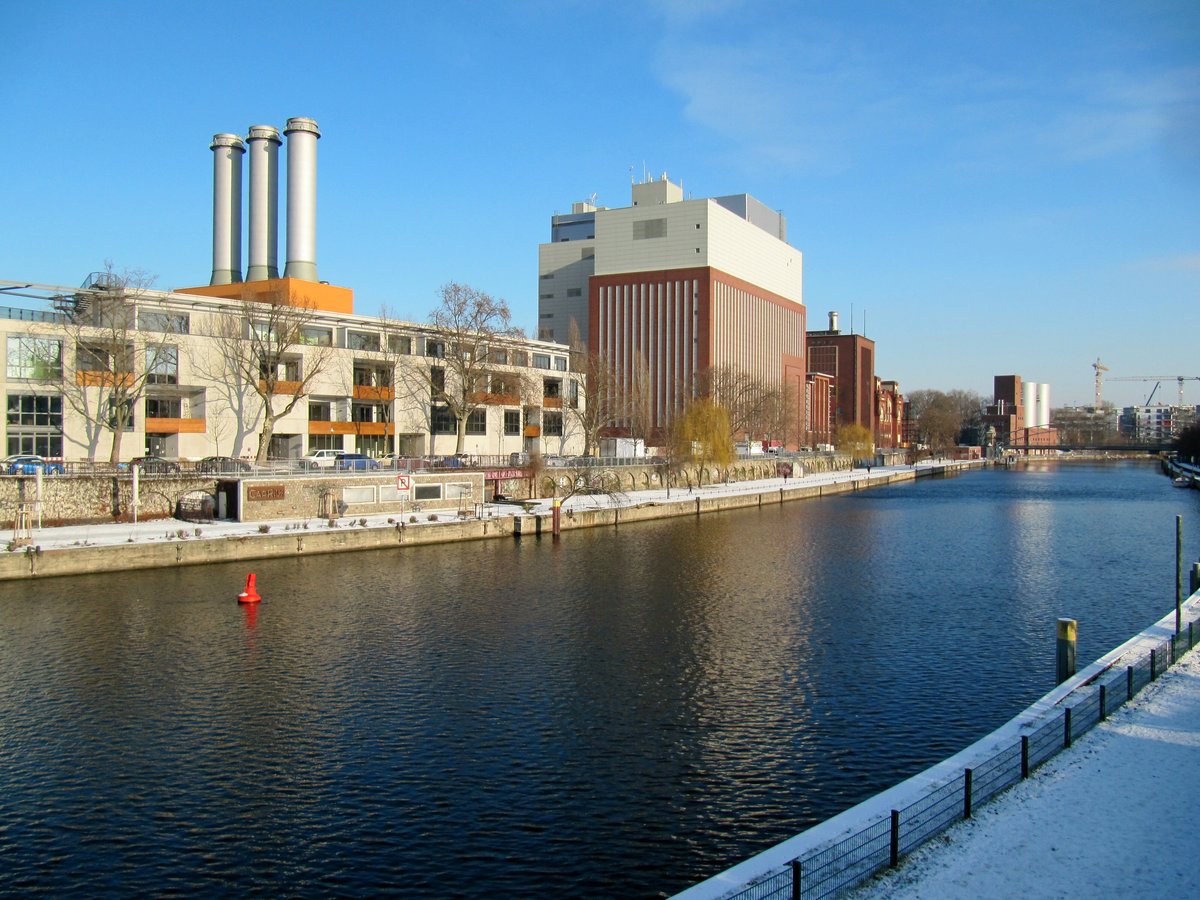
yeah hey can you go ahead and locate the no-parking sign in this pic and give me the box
[396,474,412,493]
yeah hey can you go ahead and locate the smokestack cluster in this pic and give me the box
[1022,381,1052,428]
[209,117,321,286]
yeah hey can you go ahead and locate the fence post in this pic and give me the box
[1191,562,1200,596]
[791,859,802,900]
[1190,621,1194,651]
[1064,708,1072,749]
[1176,515,1183,635]
[963,769,973,819]
[890,810,900,867]
[1021,735,1029,779]
[1127,665,1134,700]
[1099,684,1107,721]
[1150,648,1157,681]
[1056,618,1077,685]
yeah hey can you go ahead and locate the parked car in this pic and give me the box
[335,452,380,471]
[130,455,181,474]
[300,448,342,470]
[4,454,65,476]
[196,456,254,475]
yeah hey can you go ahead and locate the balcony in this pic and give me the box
[353,384,394,402]
[308,421,394,436]
[469,392,521,406]
[145,417,206,434]
[542,396,563,409]
[260,379,304,396]
[76,370,134,387]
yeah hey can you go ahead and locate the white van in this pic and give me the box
[301,448,341,469]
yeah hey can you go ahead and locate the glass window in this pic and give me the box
[532,353,551,370]
[309,401,331,421]
[554,356,567,371]
[301,327,333,346]
[387,334,412,355]
[139,310,190,333]
[425,339,446,359]
[543,411,563,436]
[504,410,521,436]
[543,379,562,398]
[466,408,486,435]
[6,336,62,379]
[146,345,178,385]
[431,405,456,434]
[145,396,182,418]
[7,393,63,427]
[347,331,380,352]
[414,484,442,501]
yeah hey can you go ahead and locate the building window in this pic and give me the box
[466,408,486,435]
[540,273,554,280]
[569,379,580,408]
[566,288,581,297]
[347,331,380,352]
[108,398,134,432]
[146,345,178,385]
[504,409,521,435]
[139,310,190,334]
[554,356,567,371]
[5,393,63,457]
[543,411,563,436]
[532,353,551,370]
[633,218,667,240]
[431,405,456,434]
[387,334,412,355]
[414,484,442,501]
[539,293,554,300]
[431,366,446,395]
[145,396,181,419]
[301,327,333,346]
[425,339,446,359]
[309,401,332,421]
[6,336,62,380]
[543,378,562,399]
[309,434,342,452]
[352,403,378,423]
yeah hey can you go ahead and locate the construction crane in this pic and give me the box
[1106,375,1200,407]
[1091,358,1108,408]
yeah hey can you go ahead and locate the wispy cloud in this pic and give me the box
[1134,251,1200,272]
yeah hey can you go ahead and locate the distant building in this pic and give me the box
[539,174,806,440]
[875,378,904,450]
[982,374,1058,454]
[806,311,876,437]
[1119,404,1197,441]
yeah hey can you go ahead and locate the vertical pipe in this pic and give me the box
[283,117,321,281]
[209,133,244,285]
[1056,617,1077,685]
[246,125,281,281]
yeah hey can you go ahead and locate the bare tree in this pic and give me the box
[204,294,335,463]
[397,283,523,455]
[565,321,618,457]
[50,263,178,465]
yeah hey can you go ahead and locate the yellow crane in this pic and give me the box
[1092,358,1108,409]
[1106,375,1200,406]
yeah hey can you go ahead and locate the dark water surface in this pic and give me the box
[1,462,1196,897]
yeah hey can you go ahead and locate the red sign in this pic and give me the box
[484,469,525,480]
[396,474,412,491]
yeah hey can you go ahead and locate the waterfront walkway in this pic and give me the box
[844,640,1200,898]
[7,461,948,555]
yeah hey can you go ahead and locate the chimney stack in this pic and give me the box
[246,124,281,281]
[283,117,320,281]
[209,133,244,285]
[828,310,840,333]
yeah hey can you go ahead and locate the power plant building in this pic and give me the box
[539,175,806,438]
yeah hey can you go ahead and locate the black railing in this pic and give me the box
[713,618,1198,900]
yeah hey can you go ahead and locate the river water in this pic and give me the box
[1,461,1196,897]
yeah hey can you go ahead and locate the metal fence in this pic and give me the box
[719,620,1198,900]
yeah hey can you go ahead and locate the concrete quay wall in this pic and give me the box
[0,462,977,581]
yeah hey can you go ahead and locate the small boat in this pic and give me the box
[1173,476,1192,488]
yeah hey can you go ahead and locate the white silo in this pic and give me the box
[246,125,281,281]
[209,134,244,285]
[1037,383,1051,427]
[283,117,320,282]
[1022,381,1037,429]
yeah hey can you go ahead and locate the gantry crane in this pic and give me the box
[1105,375,1200,406]
[1092,358,1108,408]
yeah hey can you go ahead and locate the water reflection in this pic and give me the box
[0,462,1195,897]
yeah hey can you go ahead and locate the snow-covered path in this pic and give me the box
[847,646,1200,897]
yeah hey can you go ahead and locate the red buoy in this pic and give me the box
[237,573,261,604]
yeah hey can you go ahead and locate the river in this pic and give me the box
[0,461,1196,897]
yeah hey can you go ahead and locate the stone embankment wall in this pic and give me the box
[0,474,212,526]
[0,459,974,582]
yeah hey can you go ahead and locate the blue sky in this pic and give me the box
[2,0,1197,409]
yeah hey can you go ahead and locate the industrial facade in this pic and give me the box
[540,175,806,439]
[2,116,584,463]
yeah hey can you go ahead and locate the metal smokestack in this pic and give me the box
[1022,381,1037,429]
[283,117,320,281]
[246,124,281,281]
[828,311,840,333]
[209,133,244,285]
[1037,383,1051,428]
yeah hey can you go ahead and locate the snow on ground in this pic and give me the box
[12,462,938,553]
[846,645,1200,898]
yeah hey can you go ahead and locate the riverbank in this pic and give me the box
[0,459,983,580]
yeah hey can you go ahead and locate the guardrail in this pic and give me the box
[679,600,1200,900]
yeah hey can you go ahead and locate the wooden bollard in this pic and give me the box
[1056,618,1077,685]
